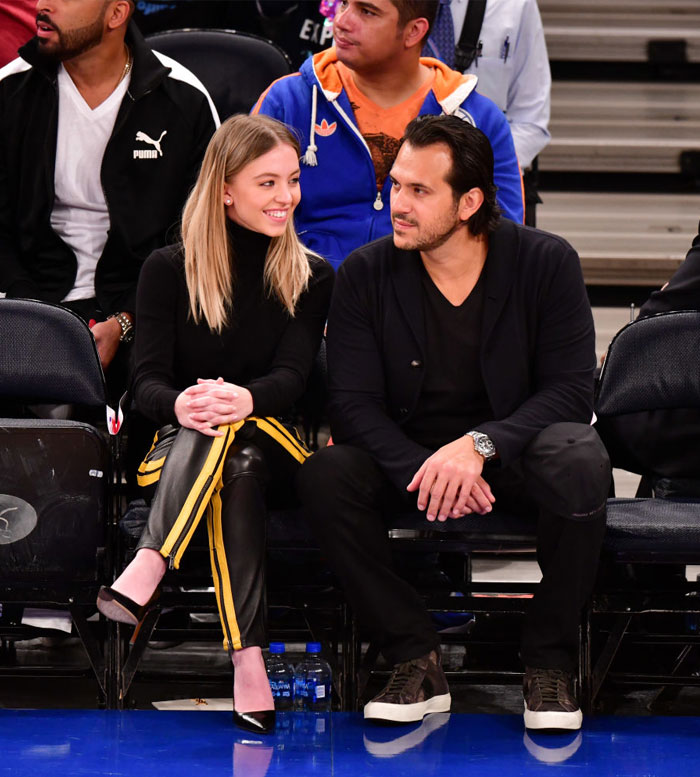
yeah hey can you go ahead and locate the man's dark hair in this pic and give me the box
[389,0,439,42]
[402,115,501,236]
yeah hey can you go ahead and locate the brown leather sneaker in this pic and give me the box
[523,667,583,731]
[363,649,451,723]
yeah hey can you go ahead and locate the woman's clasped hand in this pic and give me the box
[175,378,254,435]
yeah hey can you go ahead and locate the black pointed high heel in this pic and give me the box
[96,585,161,628]
[233,709,276,735]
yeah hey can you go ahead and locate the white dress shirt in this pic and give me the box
[445,0,551,168]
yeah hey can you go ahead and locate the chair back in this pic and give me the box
[146,29,291,120]
[0,299,106,407]
[596,310,700,417]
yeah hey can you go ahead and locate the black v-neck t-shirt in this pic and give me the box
[403,261,493,450]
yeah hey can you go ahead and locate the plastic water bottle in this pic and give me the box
[293,642,332,711]
[267,642,295,711]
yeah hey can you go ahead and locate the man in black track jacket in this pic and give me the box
[0,0,218,373]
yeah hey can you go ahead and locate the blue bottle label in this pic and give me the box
[271,679,292,697]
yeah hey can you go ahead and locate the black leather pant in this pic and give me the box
[137,417,307,650]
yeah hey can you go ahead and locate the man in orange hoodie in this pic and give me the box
[254,0,523,270]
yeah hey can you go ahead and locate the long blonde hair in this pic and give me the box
[181,114,313,333]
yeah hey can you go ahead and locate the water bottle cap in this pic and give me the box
[306,642,322,653]
[269,642,285,654]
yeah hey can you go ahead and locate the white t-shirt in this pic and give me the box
[51,64,130,302]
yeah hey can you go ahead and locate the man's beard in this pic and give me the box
[35,12,106,64]
[392,206,466,252]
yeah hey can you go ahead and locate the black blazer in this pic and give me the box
[638,224,700,318]
[326,219,597,490]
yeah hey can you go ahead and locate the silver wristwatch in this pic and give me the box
[109,312,134,344]
[466,431,497,461]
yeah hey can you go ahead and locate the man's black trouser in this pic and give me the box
[297,422,610,672]
[136,417,308,650]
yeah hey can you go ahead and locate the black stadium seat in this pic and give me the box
[587,310,700,710]
[146,28,291,121]
[0,299,117,706]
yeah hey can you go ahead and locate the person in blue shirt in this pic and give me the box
[424,0,550,171]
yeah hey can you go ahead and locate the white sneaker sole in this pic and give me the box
[364,693,452,723]
[364,712,451,757]
[523,704,583,731]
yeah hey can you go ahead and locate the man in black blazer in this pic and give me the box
[297,116,610,731]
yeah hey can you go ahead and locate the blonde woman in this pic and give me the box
[96,114,333,734]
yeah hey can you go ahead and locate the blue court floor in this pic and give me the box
[2,709,699,776]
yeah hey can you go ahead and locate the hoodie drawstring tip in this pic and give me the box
[302,145,318,166]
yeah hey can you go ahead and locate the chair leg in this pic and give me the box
[356,640,381,710]
[340,603,357,712]
[0,638,17,665]
[104,619,120,709]
[649,645,699,711]
[590,613,632,706]
[70,603,106,702]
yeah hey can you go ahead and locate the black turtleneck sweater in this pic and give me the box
[132,221,334,427]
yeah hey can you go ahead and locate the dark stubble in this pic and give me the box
[393,202,466,252]
[35,4,108,63]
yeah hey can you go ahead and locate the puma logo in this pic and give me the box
[133,129,167,159]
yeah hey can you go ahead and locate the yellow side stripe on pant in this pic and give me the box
[138,456,167,474]
[137,470,163,488]
[136,459,166,488]
[172,423,247,569]
[207,487,242,651]
[259,416,309,453]
[250,416,310,464]
[160,421,245,561]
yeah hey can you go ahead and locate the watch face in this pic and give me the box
[470,432,495,459]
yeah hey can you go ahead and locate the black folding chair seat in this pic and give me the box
[388,509,536,551]
[120,500,316,549]
[605,497,700,560]
[121,501,536,552]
